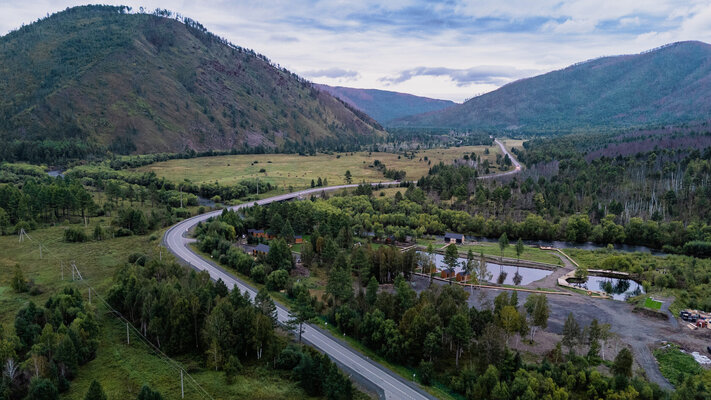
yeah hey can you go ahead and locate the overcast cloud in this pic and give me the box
[1,0,710,102]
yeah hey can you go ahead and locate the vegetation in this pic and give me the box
[392,41,711,132]
[653,344,703,387]
[0,5,384,161]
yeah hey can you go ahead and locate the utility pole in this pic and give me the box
[39,243,42,259]
[88,288,91,304]
[180,370,184,398]
[61,261,64,280]
[126,323,130,345]
[180,185,183,208]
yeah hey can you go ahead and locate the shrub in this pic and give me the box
[266,269,289,291]
[64,227,88,242]
[250,264,267,283]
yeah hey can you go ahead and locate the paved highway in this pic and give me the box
[479,138,522,179]
[164,182,435,400]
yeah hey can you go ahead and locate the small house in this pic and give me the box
[444,232,464,244]
[441,268,455,279]
[294,235,303,244]
[248,229,268,238]
[253,243,270,256]
[456,271,472,282]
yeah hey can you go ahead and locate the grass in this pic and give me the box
[416,238,562,265]
[644,297,663,310]
[0,224,347,400]
[133,144,505,190]
[653,344,703,387]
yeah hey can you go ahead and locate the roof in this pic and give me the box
[443,268,455,273]
[294,235,303,239]
[457,271,471,276]
[444,232,464,239]
[254,244,270,253]
[248,229,265,234]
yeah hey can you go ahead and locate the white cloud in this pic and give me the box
[0,0,711,102]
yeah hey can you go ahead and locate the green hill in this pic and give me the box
[0,6,384,160]
[314,84,456,124]
[392,41,711,133]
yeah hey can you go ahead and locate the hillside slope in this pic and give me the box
[393,41,711,133]
[314,84,455,124]
[0,6,384,156]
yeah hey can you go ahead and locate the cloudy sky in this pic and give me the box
[2,1,711,102]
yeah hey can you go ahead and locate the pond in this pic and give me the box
[568,275,644,301]
[47,170,64,178]
[421,252,553,286]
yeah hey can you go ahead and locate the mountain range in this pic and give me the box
[0,6,384,154]
[314,84,455,124]
[392,41,711,133]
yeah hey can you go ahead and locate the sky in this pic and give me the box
[2,0,711,102]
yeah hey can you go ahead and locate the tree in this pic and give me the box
[254,288,278,325]
[475,252,492,286]
[326,263,353,306]
[498,305,520,346]
[136,385,164,400]
[444,243,459,273]
[287,291,316,343]
[447,313,471,367]
[11,265,28,293]
[281,219,295,243]
[84,380,107,400]
[612,347,633,377]
[266,270,289,291]
[498,233,509,262]
[587,318,602,361]
[26,377,58,400]
[562,312,580,355]
[366,276,378,306]
[524,294,549,342]
[345,170,352,184]
[515,238,525,262]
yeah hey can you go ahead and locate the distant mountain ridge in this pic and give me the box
[392,41,711,133]
[0,5,384,156]
[315,84,456,124]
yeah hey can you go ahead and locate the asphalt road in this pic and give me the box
[164,182,435,400]
[479,138,522,179]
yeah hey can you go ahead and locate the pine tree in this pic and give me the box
[84,380,107,400]
[366,276,379,306]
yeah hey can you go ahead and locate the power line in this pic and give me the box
[14,230,213,400]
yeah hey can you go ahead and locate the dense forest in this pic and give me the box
[195,200,711,399]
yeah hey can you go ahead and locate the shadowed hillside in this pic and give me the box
[0,6,384,160]
[315,84,456,124]
[393,41,711,133]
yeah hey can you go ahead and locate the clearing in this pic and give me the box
[134,144,507,189]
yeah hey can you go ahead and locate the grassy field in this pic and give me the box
[0,224,350,400]
[653,344,703,386]
[644,297,663,310]
[416,238,562,265]
[134,144,506,189]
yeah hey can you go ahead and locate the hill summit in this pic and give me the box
[392,41,711,133]
[0,5,384,156]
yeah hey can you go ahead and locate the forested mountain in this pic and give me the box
[0,6,385,160]
[393,41,711,133]
[314,84,456,124]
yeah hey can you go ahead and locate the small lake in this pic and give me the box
[47,170,64,178]
[421,252,553,286]
[568,275,644,301]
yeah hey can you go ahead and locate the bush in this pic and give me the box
[115,228,133,237]
[250,264,267,283]
[116,208,148,235]
[266,269,289,291]
[11,264,28,293]
[128,253,149,266]
[64,227,88,242]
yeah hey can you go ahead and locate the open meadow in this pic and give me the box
[134,143,507,189]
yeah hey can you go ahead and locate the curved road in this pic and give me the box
[164,182,435,400]
[479,138,522,179]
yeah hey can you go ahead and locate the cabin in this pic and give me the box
[456,271,472,282]
[248,229,274,239]
[253,243,270,256]
[441,268,455,279]
[444,232,464,244]
[294,235,303,244]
